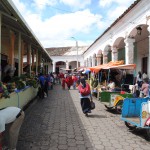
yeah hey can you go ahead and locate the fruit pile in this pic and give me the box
[16,80,26,90]
[0,82,10,98]
[6,82,16,93]
[26,79,38,88]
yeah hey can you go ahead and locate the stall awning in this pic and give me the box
[89,61,136,73]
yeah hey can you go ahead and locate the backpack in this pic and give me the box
[79,84,91,96]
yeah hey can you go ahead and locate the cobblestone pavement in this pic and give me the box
[17,85,150,150]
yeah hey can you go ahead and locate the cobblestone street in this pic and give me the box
[17,85,150,150]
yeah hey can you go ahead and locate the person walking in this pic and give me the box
[38,73,45,99]
[136,71,143,89]
[62,77,66,90]
[65,75,73,90]
[72,74,78,90]
[44,75,49,97]
[78,78,92,117]
[50,73,54,90]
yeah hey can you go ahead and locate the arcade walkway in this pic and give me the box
[17,85,150,150]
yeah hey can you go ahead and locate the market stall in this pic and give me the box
[0,76,39,109]
[88,61,136,113]
[89,61,136,90]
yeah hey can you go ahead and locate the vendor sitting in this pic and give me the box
[107,79,115,92]
[141,78,149,97]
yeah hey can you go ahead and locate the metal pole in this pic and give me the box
[71,37,79,69]
[76,40,78,69]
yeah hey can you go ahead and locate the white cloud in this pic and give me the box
[98,0,135,27]
[99,0,111,7]
[60,0,91,9]
[12,0,102,47]
[114,0,135,5]
[11,0,26,12]
[13,0,128,48]
[32,0,57,10]
[99,0,134,7]
[12,0,99,47]
[107,6,128,21]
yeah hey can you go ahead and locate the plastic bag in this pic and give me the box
[91,101,95,110]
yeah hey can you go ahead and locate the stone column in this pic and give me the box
[37,51,41,73]
[46,60,48,74]
[38,51,41,67]
[20,40,25,74]
[89,57,92,67]
[53,61,56,72]
[44,59,47,74]
[147,20,150,77]
[27,44,31,75]
[80,61,84,67]
[66,61,70,69]
[18,32,21,76]
[27,45,30,65]
[124,37,135,64]
[46,62,48,74]
[84,60,86,67]
[88,58,91,67]
[92,56,96,67]
[0,13,2,80]
[9,31,15,68]
[36,49,38,75]
[86,58,89,67]
[96,54,101,65]
[103,51,108,64]
[32,49,35,71]
[111,46,118,62]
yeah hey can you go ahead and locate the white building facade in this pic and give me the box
[83,0,150,77]
[46,46,87,73]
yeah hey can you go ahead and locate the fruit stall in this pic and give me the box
[0,75,39,109]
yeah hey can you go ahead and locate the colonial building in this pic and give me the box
[0,0,51,81]
[83,0,150,76]
[48,0,150,77]
[46,46,88,73]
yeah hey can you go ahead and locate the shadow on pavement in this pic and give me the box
[87,114,107,118]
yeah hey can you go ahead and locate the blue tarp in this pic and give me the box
[83,69,90,74]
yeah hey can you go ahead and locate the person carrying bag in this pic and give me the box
[78,79,95,116]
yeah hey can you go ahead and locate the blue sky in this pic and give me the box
[12,0,135,48]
